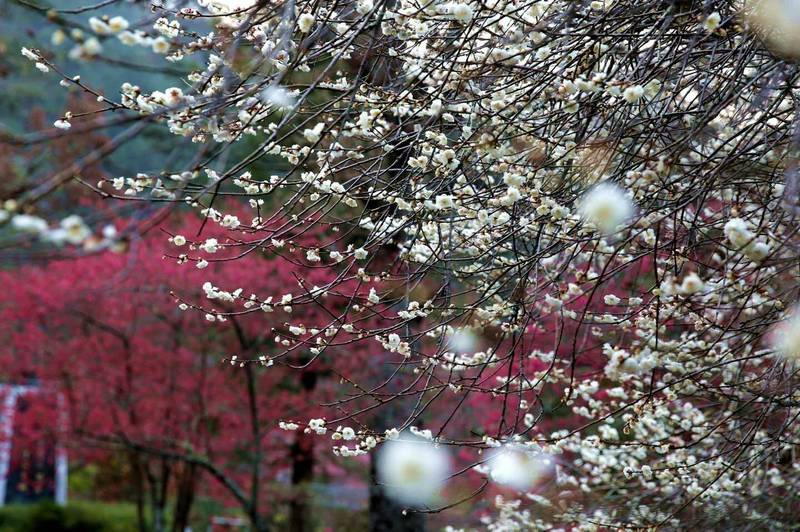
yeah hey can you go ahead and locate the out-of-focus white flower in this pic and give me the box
[298,13,315,33]
[622,85,644,103]
[54,120,71,130]
[450,3,474,23]
[679,272,705,295]
[723,217,771,261]
[771,308,800,361]
[89,17,111,35]
[745,240,771,262]
[261,85,296,108]
[385,427,400,440]
[209,0,258,9]
[356,0,373,15]
[488,445,552,492]
[152,37,170,54]
[643,78,662,98]
[448,328,478,353]
[703,12,721,33]
[43,215,91,245]
[82,37,103,57]
[108,16,130,33]
[435,194,455,210]
[102,225,117,240]
[118,30,143,46]
[723,218,754,249]
[11,214,48,234]
[578,183,634,234]
[747,0,800,57]
[58,214,91,244]
[377,436,450,507]
[303,123,325,143]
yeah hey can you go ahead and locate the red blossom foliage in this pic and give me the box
[0,212,379,525]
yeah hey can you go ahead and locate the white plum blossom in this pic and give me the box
[21,47,38,61]
[151,37,170,54]
[51,215,91,245]
[79,37,103,57]
[306,248,321,262]
[679,272,705,295]
[303,123,325,143]
[434,194,455,210]
[622,85,644,103]
[297,13,315,33]
[724,218,754,249]
[356,0,373,15]
[88,17,111,34]
[11,214,48,234]
[200,238,220,253]
[307,418,326,435]
[450,3,474,23]
[367,287,380,304]
[108,16,130,33]
[745,240,770,262]
[704,12,721,33]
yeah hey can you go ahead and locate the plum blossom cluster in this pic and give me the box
[1,206,116,251]
[15,0,800,527]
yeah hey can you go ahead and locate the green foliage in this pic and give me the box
[0,501,140,532]
[66,464,100,500]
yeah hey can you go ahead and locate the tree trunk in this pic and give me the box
[171,463,197,532]
[288,431,315,532]
[249,508,270,532]
[369,456,425,532]
[131,454,148,532]
[146,459,170,532]
[289,368,318,532]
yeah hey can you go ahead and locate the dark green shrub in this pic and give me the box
[0,501,139,532]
